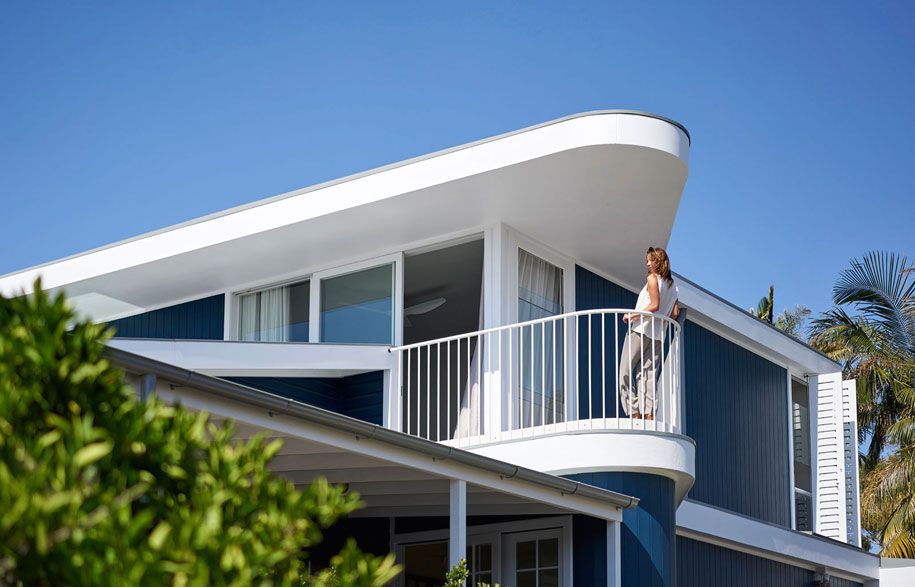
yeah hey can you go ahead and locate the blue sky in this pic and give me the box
[1,1,912,323]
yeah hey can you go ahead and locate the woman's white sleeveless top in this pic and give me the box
[632,275,679,340]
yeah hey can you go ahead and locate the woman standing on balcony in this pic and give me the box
[620,247,680,420]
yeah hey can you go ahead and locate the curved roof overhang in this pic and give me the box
[0,111,689,321]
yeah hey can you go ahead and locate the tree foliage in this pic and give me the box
[809,252,915,556]
[0,283,399,585]
[774,304,811,338]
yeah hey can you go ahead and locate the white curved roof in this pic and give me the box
[0,110,690,319]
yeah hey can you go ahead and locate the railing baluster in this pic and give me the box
[614,313,619,422]
[601,312,606,425]
[478,332,483,438]
[588,313,592,422]
[562,316,568,428]
[466,334,471,447]
[508,326,513,432]
[552,318,557,426]
[497,329,503,440]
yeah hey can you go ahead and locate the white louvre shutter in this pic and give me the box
[842,379,861,547]
[814,372,846,542]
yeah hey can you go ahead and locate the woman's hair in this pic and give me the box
[647,247,673,284]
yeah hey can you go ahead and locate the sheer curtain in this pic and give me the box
[260,286,289,342]
[456,284,486,439]
[239,293,259,341]
[517,249,563,427]
[518,250,562,320]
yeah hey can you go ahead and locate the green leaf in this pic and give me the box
[72,440,113,468]
[148,521,172,551]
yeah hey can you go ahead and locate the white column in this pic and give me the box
[450,479,467,570]
[607,520,621,587]
[383,367,398,430]
[139,373,156,402]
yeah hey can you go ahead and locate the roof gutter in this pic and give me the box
[106,346,639,511]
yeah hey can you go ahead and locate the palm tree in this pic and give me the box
[809,251,915,556]
[775,304,811,338]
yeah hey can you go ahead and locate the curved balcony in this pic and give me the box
[389,309,683,446]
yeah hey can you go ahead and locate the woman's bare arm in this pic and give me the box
[670,300,679,319]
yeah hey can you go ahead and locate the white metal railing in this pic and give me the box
[389,309,682,448]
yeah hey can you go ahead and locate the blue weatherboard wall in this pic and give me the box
[683,320,790,526]
[677,537,863,587]
[574,266,639,419]
[225,372,384,425]
[565,472,676,587]
[106,294,225,340]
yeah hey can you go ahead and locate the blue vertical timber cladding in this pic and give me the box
[340,371,384,425]
[106,294,224,340]
[226,376,341,412]
[574,266,638,419]
[683,320,791,526]
[565,472,675,587]
[225,372,383,425]
[572,514,608,587]
[677,537,863,587]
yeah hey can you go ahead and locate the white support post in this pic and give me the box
[450,479,467,572]
[607,520,621,587]
[139,374,156,402]
[383,367,396,430]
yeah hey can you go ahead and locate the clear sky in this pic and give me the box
[1,1,912,323]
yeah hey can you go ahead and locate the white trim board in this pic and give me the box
[676,500,879,582]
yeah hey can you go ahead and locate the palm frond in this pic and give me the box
[834,251,915,355]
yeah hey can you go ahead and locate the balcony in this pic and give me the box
[389,309,684,448]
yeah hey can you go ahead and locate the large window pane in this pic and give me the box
[239,279,309,342]
[321,264,394,344]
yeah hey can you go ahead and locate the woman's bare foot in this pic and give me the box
[632,412,642,419]
[644,414,654,421]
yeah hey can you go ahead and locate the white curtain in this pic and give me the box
[239,293,259,341]
[260,286,290,342]
[456,284,486,439]
[517,249,563,427]
[518,250,562,320]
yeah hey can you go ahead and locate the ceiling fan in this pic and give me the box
[403,297,446,327]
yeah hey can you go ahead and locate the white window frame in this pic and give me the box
[391,516,571,587]
[310,252,404,346]
[502,526,571,587]
[233,276,312,342]
[505,228,576,326]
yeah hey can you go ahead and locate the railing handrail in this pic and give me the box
[389,307,680,352]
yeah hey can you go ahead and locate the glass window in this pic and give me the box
[320,264,394,344]
[518,249,565,427]
[515,536,560,587]
[238,279,310,342]
[792,378,812,531]
[518,249,563,321]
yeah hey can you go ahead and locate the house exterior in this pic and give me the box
[2,110,904,586]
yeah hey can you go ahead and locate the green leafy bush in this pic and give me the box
[0,283,399,586]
